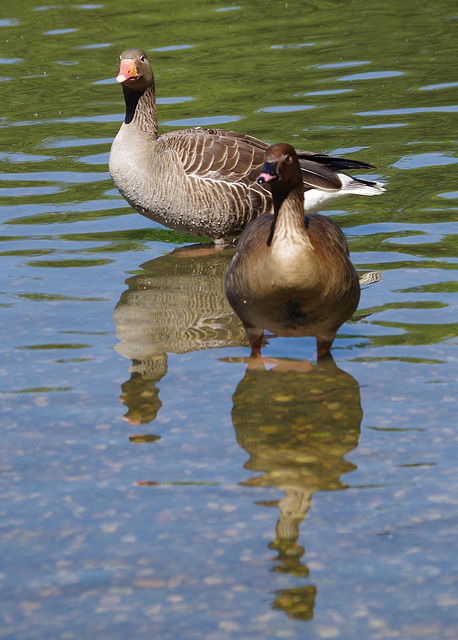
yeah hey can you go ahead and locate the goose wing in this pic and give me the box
[157,127,268,185]
[158,128,377,194]
[297,150,378,191]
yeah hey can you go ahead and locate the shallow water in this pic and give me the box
[1,1,457,638]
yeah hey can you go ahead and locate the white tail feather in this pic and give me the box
[303,172,385,213]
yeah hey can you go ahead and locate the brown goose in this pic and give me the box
[224,143,361,357]
[109,48,385,242]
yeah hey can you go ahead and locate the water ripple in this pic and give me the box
[357,105,458,115]
[393,153,458,170]
[338,70,404,81]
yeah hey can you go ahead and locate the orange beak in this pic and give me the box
[116,59,138,83]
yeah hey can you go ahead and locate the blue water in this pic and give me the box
[1,1,457,638]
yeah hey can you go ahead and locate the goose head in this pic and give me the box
[116,48,154,93]
[257,143,304,195]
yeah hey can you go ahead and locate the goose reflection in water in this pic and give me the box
[231,354,363,620]
[112,243,246,425]
[113,243,379,426]
[114,250,364,621]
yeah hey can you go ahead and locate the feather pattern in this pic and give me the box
[109,48,385,241]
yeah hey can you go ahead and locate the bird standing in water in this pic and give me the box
[109,48,384,242]
[225,143,361,358]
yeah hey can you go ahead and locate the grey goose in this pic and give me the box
[110,48,385,242]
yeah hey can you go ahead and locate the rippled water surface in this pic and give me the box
[1,1,457,638]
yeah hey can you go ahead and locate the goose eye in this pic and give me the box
[140,55,146,62]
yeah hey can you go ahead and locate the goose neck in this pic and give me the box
[123,84,158,139]
[271,186,307,244]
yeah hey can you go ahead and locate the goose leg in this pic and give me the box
[246,326,264,357]
[316,337,335,359]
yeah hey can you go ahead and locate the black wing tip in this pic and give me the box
[297,152,378,171]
